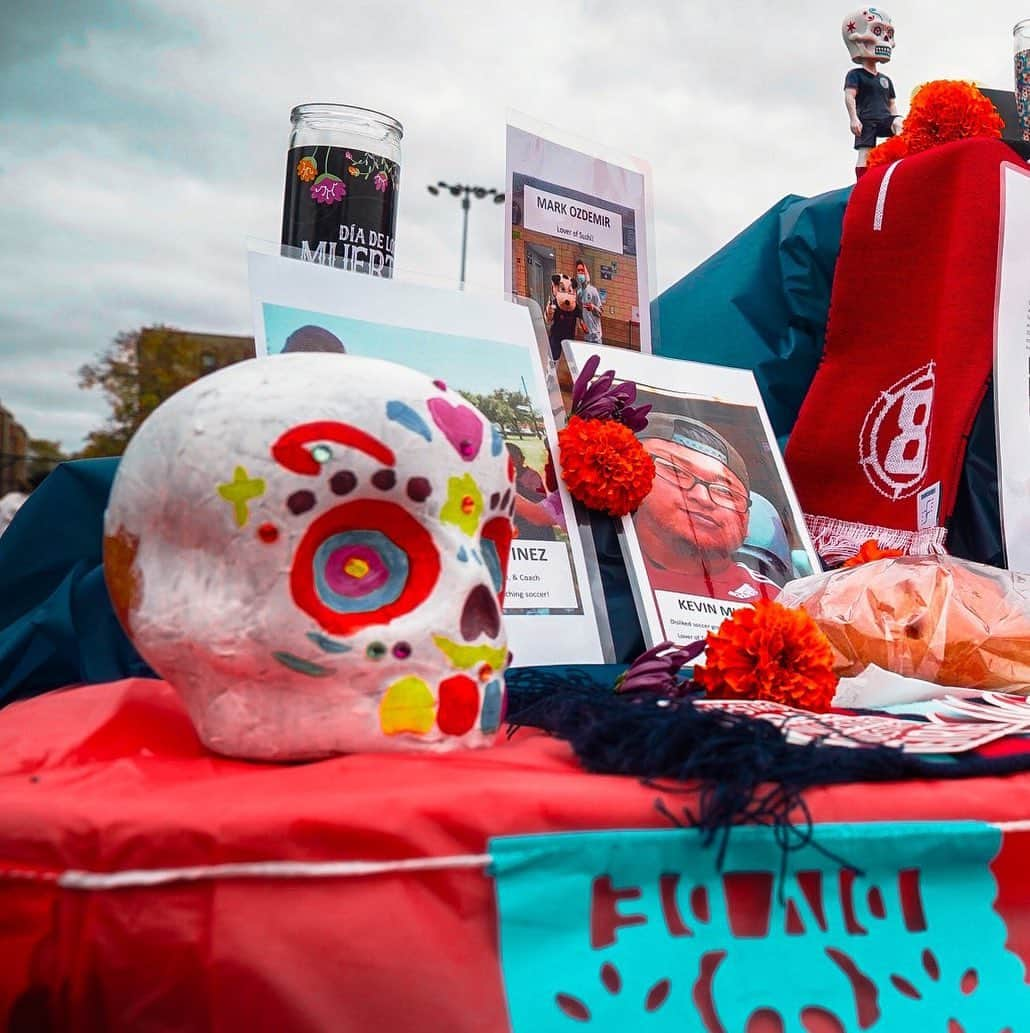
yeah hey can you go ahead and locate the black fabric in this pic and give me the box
[589,513,645,663]
[506,667,1030,841]
[946,380,1004,567]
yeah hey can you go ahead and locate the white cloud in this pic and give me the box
[2,0,1027,451]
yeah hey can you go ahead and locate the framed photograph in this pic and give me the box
[565,341,820,648]
[247,251,612,666]
[994,161,1030,572]
[504,119,654,360]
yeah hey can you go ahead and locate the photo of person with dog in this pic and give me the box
[505,123,655,357]
[509,173,638,353]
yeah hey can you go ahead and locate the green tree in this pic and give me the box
[457,388,542,438]
[77,329,145,458]
[459,390,513,436]
[76,325,252,458]
[501,388,540,437]
[486,390,519,437]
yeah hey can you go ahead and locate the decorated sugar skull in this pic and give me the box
[843,8,896,63]
[551,273,577,313]
[104,353,516,760]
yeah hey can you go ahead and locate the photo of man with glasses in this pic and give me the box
[634,413,781,603]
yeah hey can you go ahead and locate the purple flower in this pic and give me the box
[310,174,346,205]
[345,151,354,159]
[373,170,388,192]
[570,353,652,431]
[615,640,706,696]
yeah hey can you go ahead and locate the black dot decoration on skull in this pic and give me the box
[372,469,397,491]
[330,471,358,496]
[287,490,317,515]
[407,477,432,502]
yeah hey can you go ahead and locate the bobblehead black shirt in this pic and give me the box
[844,67,896,122]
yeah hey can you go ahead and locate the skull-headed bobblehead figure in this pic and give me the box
[842,8,903,176]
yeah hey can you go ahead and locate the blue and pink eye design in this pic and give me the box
[262,419,444,634]
[315,532,402,605]
[291,496,441,635]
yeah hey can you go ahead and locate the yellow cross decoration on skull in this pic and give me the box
[217,465,266,527]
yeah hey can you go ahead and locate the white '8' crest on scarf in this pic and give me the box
[858,362,936,500]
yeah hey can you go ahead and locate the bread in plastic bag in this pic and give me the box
[777,555,1030,691]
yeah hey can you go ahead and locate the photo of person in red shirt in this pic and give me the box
[634,413,781,604]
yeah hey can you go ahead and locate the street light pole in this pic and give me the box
[459,192,471,287]
[427,181,505,287]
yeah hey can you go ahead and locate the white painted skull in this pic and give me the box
[104,354,516,760]
[843,8,896,63]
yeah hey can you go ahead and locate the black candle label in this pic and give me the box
[281,145,399,275]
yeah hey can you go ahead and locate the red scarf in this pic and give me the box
[786,139,1015,563]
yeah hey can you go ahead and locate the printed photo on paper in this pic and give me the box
[505,123,653,359]
[994,161,1030,573]
[248,251,610,665]
[565,342,819,648]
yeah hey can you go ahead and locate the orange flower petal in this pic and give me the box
[557,416,655,517]
[697,600,837,712]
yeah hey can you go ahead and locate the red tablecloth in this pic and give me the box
[2,679,1030,1032]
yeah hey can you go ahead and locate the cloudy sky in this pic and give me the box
[2,1,1026,452]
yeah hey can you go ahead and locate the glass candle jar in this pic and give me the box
[1016,20,1030,142]
[281,104,403,275]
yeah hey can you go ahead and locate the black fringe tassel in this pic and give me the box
[506,666,1030,866]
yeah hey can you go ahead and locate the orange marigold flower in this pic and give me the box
[348,165,360,176]
[866,133,908,168]
[904,80,1004,154]
[296,157,318,182]
[558,415,655,517]
[842,538,905,567]
[693,599,838,713]
[867,81,1003,169]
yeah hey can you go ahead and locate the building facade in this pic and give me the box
[136,328,255,421]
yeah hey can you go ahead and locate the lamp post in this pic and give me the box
[427,182,505,287]
[518,376,540,437]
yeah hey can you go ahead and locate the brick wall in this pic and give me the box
[512,228,642,350]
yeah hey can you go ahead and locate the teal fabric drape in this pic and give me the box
[0,459,153,705]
